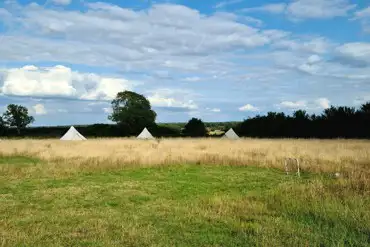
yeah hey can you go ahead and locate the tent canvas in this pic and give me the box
[137,127,155,140]
[60,126,87,141]
[222,128,239,139]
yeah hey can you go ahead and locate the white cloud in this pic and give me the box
[206,108,221,112]
[353,7,370,19]
[1,65,77,97]
[243,0,355,20]
[32,104,47,115]
[271,46,370,80]
[307,54,321,64]
[0,1,332,111]
[0,8,12,20]
[103,107,112,113]
[278,100,307,109]
[295,55,322,74]
[297,63,319,74]
[214,0,243,9]
[147,88,198,110]
[351,7,370,32]
[315,98,330,109]
[183,76,202,82]
[0,2,281,74]
[239,104,259,112]
[88,102,108,106]
[335,42,370,65]
[79,77,133,101]
[242,16,264,27]
[0,65,134,100]
[286,0,356,19]
[273,37,334,54]
[276,98,331,110]
[52,0,72,6]
[262,29,290,40]
[242,3,287,14]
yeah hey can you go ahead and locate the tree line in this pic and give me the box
[235,103,370,139]
[1,90,369,139]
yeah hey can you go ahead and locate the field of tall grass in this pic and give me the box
[1,138,369,246]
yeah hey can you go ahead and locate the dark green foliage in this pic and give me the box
[2,104,34,135]
[236,102,370,138]
[182,118,207,137]
[360,102,370,114]
[1,124,183,138]
[0,124,182,138]
[150,124,182,137]
[108,91,157,135]
[205,121,239,132]
[0,116,7,136]
[5,125,73,138]
[82,124,124,137]
[2,102,370,139]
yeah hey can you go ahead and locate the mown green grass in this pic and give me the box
[0,157,369,247]
[0,155,42,166]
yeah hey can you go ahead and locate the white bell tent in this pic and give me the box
[137,127,155,140]
[60,126,87,141]
[222,128,239,139]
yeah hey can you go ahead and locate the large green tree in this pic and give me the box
[182,118,207,137]
[108,91,157,135]
[360,102,370,115]
[0,116,7,136]
[3,104,34,135]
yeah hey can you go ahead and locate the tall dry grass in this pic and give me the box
[1,138,369,179]
[1,138,369,246]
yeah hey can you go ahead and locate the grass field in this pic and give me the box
[1,138,369,246]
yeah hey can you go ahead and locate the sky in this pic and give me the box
[1,0,370,126]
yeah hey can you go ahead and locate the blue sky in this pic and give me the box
[1,0,370,126]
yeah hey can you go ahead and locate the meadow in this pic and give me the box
[1,138,369,246]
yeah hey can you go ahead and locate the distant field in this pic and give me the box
[0,138,369,246]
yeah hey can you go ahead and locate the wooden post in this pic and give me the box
[285,157,300,177]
